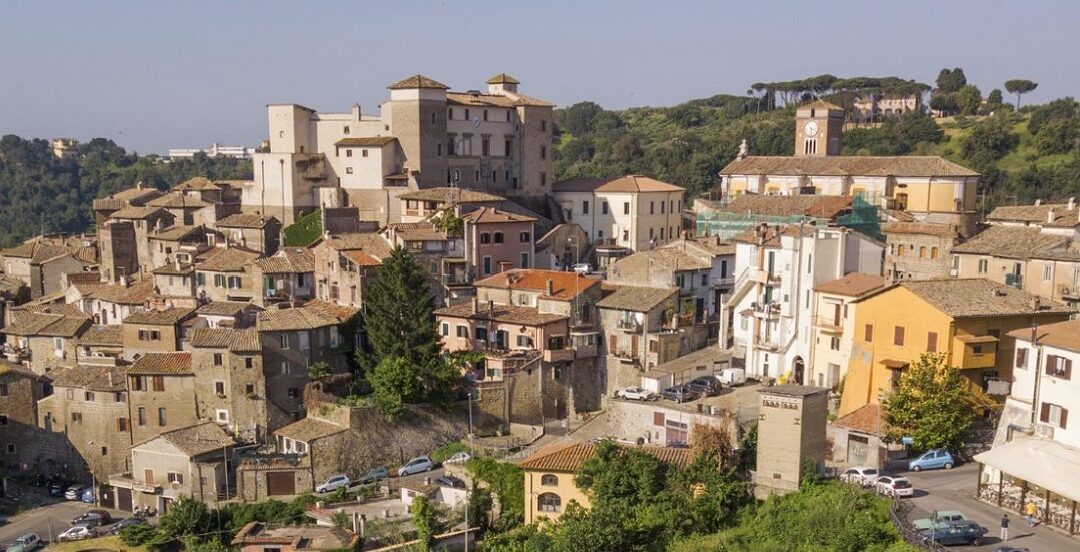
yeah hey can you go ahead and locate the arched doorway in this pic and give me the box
[793,357,805,385]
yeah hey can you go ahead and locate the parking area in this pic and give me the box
[611,381,762,417]
[0,500,131,547]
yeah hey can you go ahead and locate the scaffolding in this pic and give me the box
[694,195,882,241]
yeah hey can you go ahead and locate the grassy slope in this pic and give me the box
[45,535,148,551]
[934,114,1072,172]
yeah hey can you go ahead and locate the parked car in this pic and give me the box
[717,368,746,387]
[839,466,879,487]
[315,474,352,493]
[48,482,66,497]
[63,484,87,501]
[57,525,96,542]
[660,384,700,404]
[356,467,389,484]
[908,449,956,471]
[571,263,592,275]
[107,517,147,535]
[80,488,95,503]
[71,510,111,528]
[615,387,657,401]
[444,452,472,465]
[398,456,435,477]
[434,475,467,489]
[912,511,967,531]
[874,475,914,497]
[687,376,722,397]
[5,533,41,552]
[919,520,986,546]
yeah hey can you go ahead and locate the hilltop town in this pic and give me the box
[1,71,1080,551]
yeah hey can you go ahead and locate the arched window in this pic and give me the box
[931,247,939,259]
[919,246,927,258]
[537,492,561,513]
[541,474,558,486]
[897,245,906,257]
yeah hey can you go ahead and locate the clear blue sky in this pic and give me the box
[2,1,1077,154]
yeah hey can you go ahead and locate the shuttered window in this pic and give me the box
[893,326,905,346]
[1046,355,1073,380]
[927,332,938,353]
[864,324,874,342]
[1015,348,1028,368]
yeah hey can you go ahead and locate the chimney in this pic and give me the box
[545,279,554,297]
[136,181,143,190]
[471,296,479,314]
[1070,197,1076,211]
[1048,208,1056,224]
[1035,199,1042,206]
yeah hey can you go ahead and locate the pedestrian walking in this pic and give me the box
[1024,501,1038,526]
[1000,514,1010,541]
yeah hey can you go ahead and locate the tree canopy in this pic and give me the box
[880,353,975,452]
[1005,79,1039,110]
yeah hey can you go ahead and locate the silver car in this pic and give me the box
[397,455,434,476]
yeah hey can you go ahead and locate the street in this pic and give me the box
[0,500,116,546]
[904,463,1079,551]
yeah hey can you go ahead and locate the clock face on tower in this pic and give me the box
[803,120,819,137]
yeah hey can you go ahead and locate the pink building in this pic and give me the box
[463,208,536,278]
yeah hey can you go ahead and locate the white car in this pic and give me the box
[444,451,472,465]
[315,474,351,493]
[8,533,41,551]
[839,466,879,487]
[398,455,435,477]
[58,525,95,542]
[571,263,592,275]
[874,475,914,497]
[615,387,657,401]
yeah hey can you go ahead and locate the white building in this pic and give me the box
[552,175,686,269]
[248,73,553,225]
[167,143,257,160]
[807,273,886,389]
[723,224,883,383]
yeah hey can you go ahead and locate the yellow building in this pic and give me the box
[838,279,1074,417]
[519,441,693,523]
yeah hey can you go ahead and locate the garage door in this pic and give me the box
[848,435,869,465]
[266,471,296,496]
[116,487,133,512]
[99,488,115,510]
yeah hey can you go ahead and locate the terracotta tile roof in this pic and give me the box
[833,404,883,435]
[3,312,90,337]
[799,99,844,111]
[596,286,677,312]
[341,250,382,267]
[321,233,393,259]
[447,92,518,108]
[657,238,736,257]
[122,307,195,326]
[864,278,1077,318]
[86,278,156,305]
[552,175,685,193]
[435,302,568,326]
[721,194,854,219]
[195,301,253,316]
[149,224,203,241]
[473,269,600,300]
[387,74,449,90]
[196,246,260,272]
[611,248,712,276]
[174,176,227,191]
[302,299,360,323]
[720,155,979,177]
[882,221,960,238]
[76,325,123,346]
[137,421,235,456]
[103,184,163,203]
[190,328,261,352]
[50,363,126,392]
[814,273,887,297]
[148,192,212,209]
[152,262,195,276]
[232,522,358,550]
[128,352,192,375]
[0,360,42,380]
[334,137,397,147]
[988,204,1080,228]
[387,223,448,242]
[1010,319,1080,353]
[951,226,1071,260]
[398,187,505,203]
[253,248,315,273]
[12,298,82,317]
[730,224,815,247]
[487,73,520,85]
[519,441,694,472]
[884,209,917,223]
[257,305,340,331]
[274,417,347,442]
[461,207,536,224]
[109,206,168,220]
[216,213,277,229]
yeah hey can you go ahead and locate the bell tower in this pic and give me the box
[794,100,844,157]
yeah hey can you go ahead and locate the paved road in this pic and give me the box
[0,500,114,546]
[312,466,447,499]
[904,462,1078,550]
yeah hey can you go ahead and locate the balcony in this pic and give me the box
[812,315,843,333]
[711,276,735,288]
[750,301,780,320]
[750,269,782,285]
[543,348,575,363]
[752,334,782,351]
[441,272,473,287]
[955,335,998,369]
[616,318,643,332]
[1059,285,1080,301]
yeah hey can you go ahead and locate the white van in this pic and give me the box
[717,368,746,386]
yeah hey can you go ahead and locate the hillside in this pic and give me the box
[0,136,252,247]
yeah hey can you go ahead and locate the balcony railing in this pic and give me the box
[812,315,843,332]
[1059,285,1080,299]
[711,276,735,288]
[751,301,781,319]
[616,318,643,332]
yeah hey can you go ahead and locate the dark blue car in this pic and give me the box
[920,521,986,546]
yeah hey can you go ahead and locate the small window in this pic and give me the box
[480,233,491,244]
[0,384,8,396]
[456,325,469,338]
[245,357,254,369]
[493,232,504,244]
[167,472,184,484]
[602,202,609,215]
[540,474,559,486]
[864,324,874,342]
[213,353,223,366]
[216,409,229,423]
[0,415,6,425]
[442,323,450,337]
[829,337,840,351]
[1015,348,1028,369]
[137,407,146,426]
[362,149,368,158]
[346,149,353,158]
[345,167,353,174]
[157,407,167,426]
[520,232,531,242]
[101,446,108,456]
[927,332,938,353]
[582,201,589,215]
[6,444,14,454]
[893,326,905,346]
[623,202,631,215]
[215,381,225,395]
[537,492,560,513]
[280,334,290,349]
[540,145,547,159]
[245,383,255,395]
[152,376,165,392]
[978,259,988,274]
[343,125,350,134]
[287,387,299,399]
[622,230,630,242]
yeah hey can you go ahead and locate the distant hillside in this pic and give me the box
[0,136,252,247]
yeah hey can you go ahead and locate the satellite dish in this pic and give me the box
[472,117,481,128]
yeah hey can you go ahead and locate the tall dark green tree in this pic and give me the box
[1005,79,1039,110]
[935,67,968,93]
[359,246,441,372]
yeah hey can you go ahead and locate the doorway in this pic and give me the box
[793,357,805,385]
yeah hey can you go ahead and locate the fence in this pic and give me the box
[889,497,949,551]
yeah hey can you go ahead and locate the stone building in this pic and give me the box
[0,361,71,476]
[126,352,201,444]
[147,224,219,269]
[462,207,536,279]
[0,238,96,299]
[103,207,176,279]
[38,359,132,480]
[596,285,680,392]
[309,233,391,309]
[91,182,163,225]
[250,248,316,307]
[189,328,271,441]
[883,222,960,281]
[2,309,91,374]
[754,385,829,498]
[82,277,156,326]
[216,213,282,255]
[75,325,124,361]
[195,246,262,303]
[120,307,199,358]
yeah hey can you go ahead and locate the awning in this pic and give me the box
[975,438,1080,501]
[880,359,909,369]
[958,334,999,344]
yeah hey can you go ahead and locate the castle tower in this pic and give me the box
[487,73,520,95]
[387,74,449,188]
[794,100,844,157]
